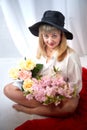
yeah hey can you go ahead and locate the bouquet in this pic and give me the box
[9,58,75,106]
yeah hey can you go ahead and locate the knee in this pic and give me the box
[3,84,10,96]
[3,83,14,97]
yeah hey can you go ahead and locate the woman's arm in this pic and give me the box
[12,96,79,117]
[67,52,82,94]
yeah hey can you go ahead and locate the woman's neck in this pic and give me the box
[46,48,54,58]
[46,47,58,57]
[46,47,58,63]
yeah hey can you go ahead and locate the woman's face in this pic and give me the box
[42,30,61,50]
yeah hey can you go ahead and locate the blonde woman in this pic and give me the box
[4,10,82,117]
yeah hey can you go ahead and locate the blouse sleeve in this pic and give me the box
[67,52,82,94]
[13,80,23,89]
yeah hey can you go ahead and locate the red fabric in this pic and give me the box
[15,67,87,130]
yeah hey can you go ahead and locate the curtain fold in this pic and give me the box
[67,0,87,56]
[0,0,38,58]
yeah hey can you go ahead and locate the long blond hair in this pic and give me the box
[36,25,73,61]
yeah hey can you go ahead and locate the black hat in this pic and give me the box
[29,10,73,40]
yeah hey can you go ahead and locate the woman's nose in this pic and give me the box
[47,37,53,43]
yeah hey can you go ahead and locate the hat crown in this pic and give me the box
[41,10,65,27]
[29,10,73,39]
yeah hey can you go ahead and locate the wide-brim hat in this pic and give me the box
[29,10,73,40]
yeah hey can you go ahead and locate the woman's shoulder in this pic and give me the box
[67,47,81,63]
[67,47,79,58]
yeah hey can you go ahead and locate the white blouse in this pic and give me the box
[35,51,82,94]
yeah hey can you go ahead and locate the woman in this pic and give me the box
[4,10,82,117]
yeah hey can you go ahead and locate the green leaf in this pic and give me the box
[53,66,57,72]
[31,64,43,78]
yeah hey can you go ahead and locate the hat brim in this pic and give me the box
[29,21,73,40]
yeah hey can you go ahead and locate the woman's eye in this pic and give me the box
[43,34,48,38]
[52,34,57,38]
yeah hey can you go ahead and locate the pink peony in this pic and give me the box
[18,70,32,80]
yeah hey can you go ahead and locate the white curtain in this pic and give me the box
[66,0,87,56]
[0,0,87,57]
[0,0,38,58]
